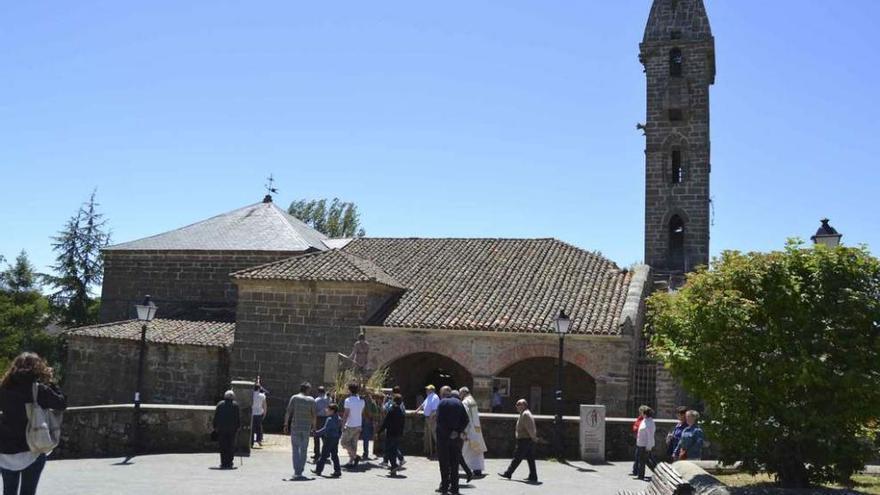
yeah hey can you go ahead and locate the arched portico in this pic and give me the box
[385,352,474,409]
[493,357,596,415]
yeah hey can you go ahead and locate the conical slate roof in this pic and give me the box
[105,201,328,252]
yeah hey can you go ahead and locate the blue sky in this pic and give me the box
[1,1,877,276]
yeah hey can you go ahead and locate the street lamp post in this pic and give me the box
[811,218,842,248]
[553,309,571,460]
[132,295,157,456]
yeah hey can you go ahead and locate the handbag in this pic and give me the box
[25,382,63,454]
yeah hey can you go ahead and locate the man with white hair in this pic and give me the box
[459,387,487,477]
[212,390,241,469]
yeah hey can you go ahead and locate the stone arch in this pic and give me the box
[384,352,474,409]
[493,356,597,415]
[372,337,479,375]
[489,342,601,381]
[660,131,690,150]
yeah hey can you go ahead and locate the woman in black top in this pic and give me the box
[0,352,67,495]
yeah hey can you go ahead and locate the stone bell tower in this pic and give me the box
[641,0,715,282]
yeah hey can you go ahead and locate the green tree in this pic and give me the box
[45,190,111,326]
[648,241,880,488]
[0,251,56,371]
[288,197,366,238]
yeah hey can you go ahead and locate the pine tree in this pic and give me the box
[0,251,53,370]
[46,191,111,326]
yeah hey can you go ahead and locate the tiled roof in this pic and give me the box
[67,319,235,347]
[104,201,328,252]
[236,238,642,335]
[232,249,404,289]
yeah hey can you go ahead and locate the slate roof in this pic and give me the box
[235,238,641,335]
[104,201,328,252]
[67,319,235,347]
[232,249,404,289]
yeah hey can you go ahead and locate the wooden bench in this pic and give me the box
[618,462,694,495]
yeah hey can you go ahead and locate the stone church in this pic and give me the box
[65,0,715,421]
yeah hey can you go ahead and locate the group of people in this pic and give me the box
[630,404,705,480]
[271,381,538,494]
[0,352,68,495]
[214,380,708,491]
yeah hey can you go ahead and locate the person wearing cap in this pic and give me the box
[415,384,440,458]
[212,390,241,469]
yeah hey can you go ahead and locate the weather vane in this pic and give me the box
[263,174,279,203]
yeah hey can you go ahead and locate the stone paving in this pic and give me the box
[39,435,649,494]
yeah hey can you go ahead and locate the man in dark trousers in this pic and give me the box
[499,399,538,483]
[378,394,406,477]
[212,389,241,469]
[435,386,470,495]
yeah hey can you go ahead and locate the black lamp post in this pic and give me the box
[553,309,571,460]
[811,218,842,248]
[131,295,157,455]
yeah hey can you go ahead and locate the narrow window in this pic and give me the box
[669,215,686,269]
[670,48,683,77]
[671,150,684,184]
[668,108,683,121]
[670,30,682,40]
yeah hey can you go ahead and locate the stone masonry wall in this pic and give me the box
[64,336,230,406]
[390,413,680,461]
[55,404,218,459]
[99,250,305,323]
[641,36,714,273]
[230,279,401,423]
[366,327,635,417]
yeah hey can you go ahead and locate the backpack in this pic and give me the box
[25,382,63,453]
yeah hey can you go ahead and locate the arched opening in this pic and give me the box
[671,149,684,184]
[494,357,596,416]
[669,215,686,270]
[386,352,473,410]
[669,48,683,77]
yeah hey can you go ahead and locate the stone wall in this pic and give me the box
[64,336,230,406]
[641,34,714,273]
[366,327,635,417]
[99,250,305,323]
[55,404,220,459]
[386,413,680,461]
[230,279,401,422]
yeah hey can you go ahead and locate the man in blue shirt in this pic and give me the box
[435,386,470,495]
[666,406,688,460]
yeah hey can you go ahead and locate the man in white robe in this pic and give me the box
[459,387,487,476]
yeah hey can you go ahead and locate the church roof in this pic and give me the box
[67,319,235,347]
[104,201,328,252]
[232,249,404,289]
[235,238,644,335]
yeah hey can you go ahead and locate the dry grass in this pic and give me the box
[715,472,880,494]
[330,366,390,400]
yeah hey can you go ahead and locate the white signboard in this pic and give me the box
[579,404,606,463]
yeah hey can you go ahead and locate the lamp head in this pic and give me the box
[136,295,158,322]
[555,309,571,335]
[810,218,842,248]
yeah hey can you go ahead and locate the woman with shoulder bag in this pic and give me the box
[0,352,67,495]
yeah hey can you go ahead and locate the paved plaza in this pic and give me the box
[40,435,648,494]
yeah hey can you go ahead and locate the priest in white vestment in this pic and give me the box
[459,387,487,476]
